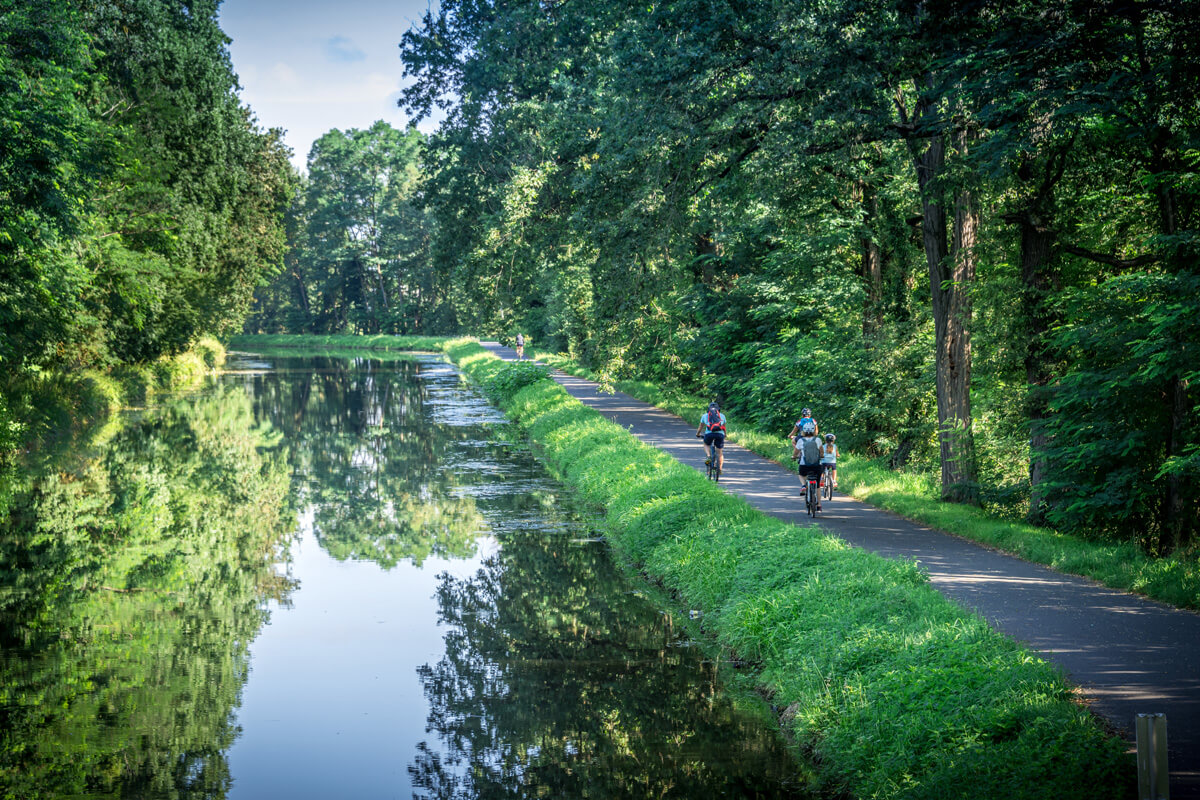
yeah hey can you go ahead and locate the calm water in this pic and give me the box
[0,351,807,798]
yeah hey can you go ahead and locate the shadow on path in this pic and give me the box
[480,342,1200,797]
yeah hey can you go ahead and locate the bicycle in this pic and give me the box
[822,464,835,502]
[698,433,722,481]
[804,471,820,516]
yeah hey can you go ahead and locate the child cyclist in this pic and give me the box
[820,433,839,489]
[792,422,824,510]
[696,401,727,473]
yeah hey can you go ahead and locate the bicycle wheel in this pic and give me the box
[823,468,833,501]
[807,480,817,516]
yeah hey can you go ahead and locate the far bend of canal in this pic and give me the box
[0,349,810,799]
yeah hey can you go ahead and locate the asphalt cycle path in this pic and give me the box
[480,342,1200,796]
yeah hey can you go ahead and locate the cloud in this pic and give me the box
[269,61,301,86]
[325,35,366,63]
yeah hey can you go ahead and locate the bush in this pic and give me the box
[482,360,552,404]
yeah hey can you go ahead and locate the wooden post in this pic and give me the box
[1136,713,1169,800]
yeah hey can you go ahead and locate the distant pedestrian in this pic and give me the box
[515,332,525,360]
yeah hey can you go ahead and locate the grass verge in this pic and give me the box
[447,340,1132,800]
[534,349,1200,611]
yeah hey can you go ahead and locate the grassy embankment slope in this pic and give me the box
[532,350,1200,612]
[435,339,1131,799]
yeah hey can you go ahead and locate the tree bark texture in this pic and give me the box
[1018,215,1057,524]
[909,123,978,503]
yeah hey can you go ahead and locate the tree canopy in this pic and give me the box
[364,0,1197,551]
[0,0,295,371]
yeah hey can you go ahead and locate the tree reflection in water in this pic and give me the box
[243,354,488,568]
[0,385,297,799]
[410,525,808,798]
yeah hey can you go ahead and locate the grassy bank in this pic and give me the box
[2,336,227,443]
[446,340,1131,799]
[534,350,1200,612]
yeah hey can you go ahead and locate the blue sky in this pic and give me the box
[219,0,444,171]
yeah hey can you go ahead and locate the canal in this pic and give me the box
[0,349,808,798]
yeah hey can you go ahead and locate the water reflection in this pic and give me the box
[0,385,296,799]
[1,351,807,799]
[410,527,804,799]
[238,354,493,568]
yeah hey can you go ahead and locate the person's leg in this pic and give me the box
[716,436,724,470]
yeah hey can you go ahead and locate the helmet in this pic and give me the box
[802,408,812,416]
[825,433,835,443]
[801,423,816,436]
[708,401,720,412]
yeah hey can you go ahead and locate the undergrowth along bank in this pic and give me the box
[0,336,229,518]
[445,339,1132,800]
[533,350,1200,611]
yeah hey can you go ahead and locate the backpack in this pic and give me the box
[801,436,821,464]
[706,410,725,432]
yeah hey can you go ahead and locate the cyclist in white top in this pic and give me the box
[792,422,824,510]
[820,433,839,488]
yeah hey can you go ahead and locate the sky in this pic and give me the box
[219,0,445,172]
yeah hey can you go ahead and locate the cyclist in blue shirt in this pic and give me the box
[695,402,727,473]
[787,408,819,443]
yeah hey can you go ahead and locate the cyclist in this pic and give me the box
[820,433,839,489]
[787,407,819,442]
[695,401,727,473]
[792,422,823,510]
[515,332,525,360]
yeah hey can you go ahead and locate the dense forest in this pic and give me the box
[1,0,294,516]
[254,0,1200,555]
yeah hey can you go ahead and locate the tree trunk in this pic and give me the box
[694,232,717,285]
[908,122,978,503]
[291,269,312,331]
[1151,144,1195,553]
[858,181,884,336]
[1018,216,1057,524]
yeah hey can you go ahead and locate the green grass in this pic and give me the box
[445,340,1132,800]
[534,348,1200,612]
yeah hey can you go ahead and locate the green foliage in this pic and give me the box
[398,0,1200,553]
[1,0,295,373]
[447,343,1132,799]
[228,333,450,352]
[482,360,552,404]
[0,394,22,520]
[1042,271,1200,551]
[0,384,296,797]
[246,122,443,335]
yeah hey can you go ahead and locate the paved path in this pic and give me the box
[481,343,1200,796]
